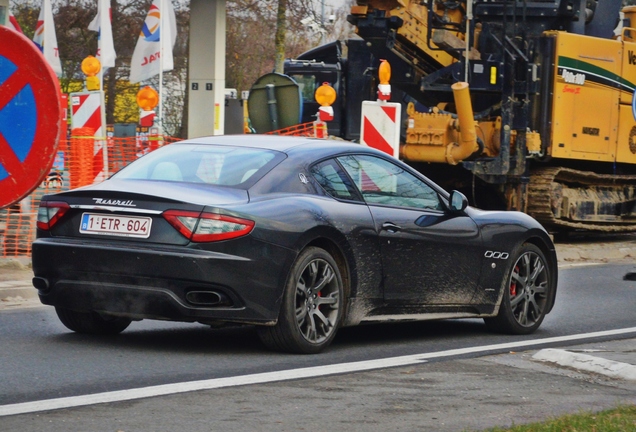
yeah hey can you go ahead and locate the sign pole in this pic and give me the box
[99,64,108,178]
[158,0,165,136]
[100,88,108,178]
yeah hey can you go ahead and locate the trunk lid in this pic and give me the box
[39,179,250,246]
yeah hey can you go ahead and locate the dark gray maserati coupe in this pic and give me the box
[32,135,558,354]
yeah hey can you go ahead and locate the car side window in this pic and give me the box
[337,155,442,210]
[310,159,360,201]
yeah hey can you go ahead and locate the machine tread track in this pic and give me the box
[527,167,636,232]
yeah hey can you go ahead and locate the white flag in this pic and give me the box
[32,0,62,76]
[88,0,116,68]
[9,12,24,34]
[129,0,177,83]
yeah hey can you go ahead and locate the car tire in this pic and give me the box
[55,307,132,335]
[484,243,553,335]
[257,247,344,354]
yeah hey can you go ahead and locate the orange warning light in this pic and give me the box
[136,86,159,111]
[81,55,101,77]
[315,82,337,107]
[378,60,391,85]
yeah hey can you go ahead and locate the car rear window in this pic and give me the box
[113,144,282,186]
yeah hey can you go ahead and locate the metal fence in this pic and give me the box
[0,135,180,258]
[0,121,330,258]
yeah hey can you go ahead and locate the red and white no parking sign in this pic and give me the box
[0,26,62,208]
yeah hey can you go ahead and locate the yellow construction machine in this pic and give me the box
[346,0,636,231]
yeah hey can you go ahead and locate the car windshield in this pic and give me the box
[113,143,281,186]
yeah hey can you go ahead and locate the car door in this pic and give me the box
[309,157,384,300]
[336,154,484,305]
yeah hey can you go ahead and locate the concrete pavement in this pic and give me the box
[0,238,635,429]
[0,336,634,430]
[0,257,37,311]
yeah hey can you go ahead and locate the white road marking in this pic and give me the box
[1,327,636,417]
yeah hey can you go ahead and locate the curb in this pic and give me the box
[0,257,31,269]
[554,243,636,263]
[533,348,636,381]
[0,281,37,299]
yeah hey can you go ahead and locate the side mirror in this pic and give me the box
[449,190,468,213]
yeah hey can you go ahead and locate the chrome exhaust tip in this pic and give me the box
[32,277,50,292]
[186,290,230,306]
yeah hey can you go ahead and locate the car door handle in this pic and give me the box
[382,222,401,233]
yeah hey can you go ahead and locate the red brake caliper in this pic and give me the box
[510,266,519,297]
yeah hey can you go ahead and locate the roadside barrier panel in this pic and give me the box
[0,136,180,258]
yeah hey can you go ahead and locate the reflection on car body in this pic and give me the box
[32,135,558,354]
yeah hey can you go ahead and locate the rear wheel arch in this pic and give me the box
[292,226,356,300]
[306,237,352,301]
[257,245,346,353]
[268,229,355,325]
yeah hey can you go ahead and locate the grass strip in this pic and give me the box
[484,404,636,432]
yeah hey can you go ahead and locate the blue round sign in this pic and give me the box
[0,26,62,208]
[0,58,37,182]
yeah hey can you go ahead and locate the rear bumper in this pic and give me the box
[32,237,294,325]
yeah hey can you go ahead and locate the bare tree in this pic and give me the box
[271,0,327,72]
[10,0,353,136]
[274,0,287,73]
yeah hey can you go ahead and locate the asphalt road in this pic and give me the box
[0,261,635,421]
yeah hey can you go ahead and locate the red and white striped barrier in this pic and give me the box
[360,101,401,158]
[139,109,156,127]
[70,91,107,182]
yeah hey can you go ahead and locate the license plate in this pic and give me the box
[80,213,152,238]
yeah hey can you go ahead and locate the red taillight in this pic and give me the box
[163,210,255,242]
[37,201,70,231]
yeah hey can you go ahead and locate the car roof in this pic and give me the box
[179,135,373,158]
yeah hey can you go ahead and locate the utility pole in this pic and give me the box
[0,0,9,27]
[320,0,325,45]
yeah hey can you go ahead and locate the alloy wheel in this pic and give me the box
[508,251,549,328]
[294,258,340,344]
